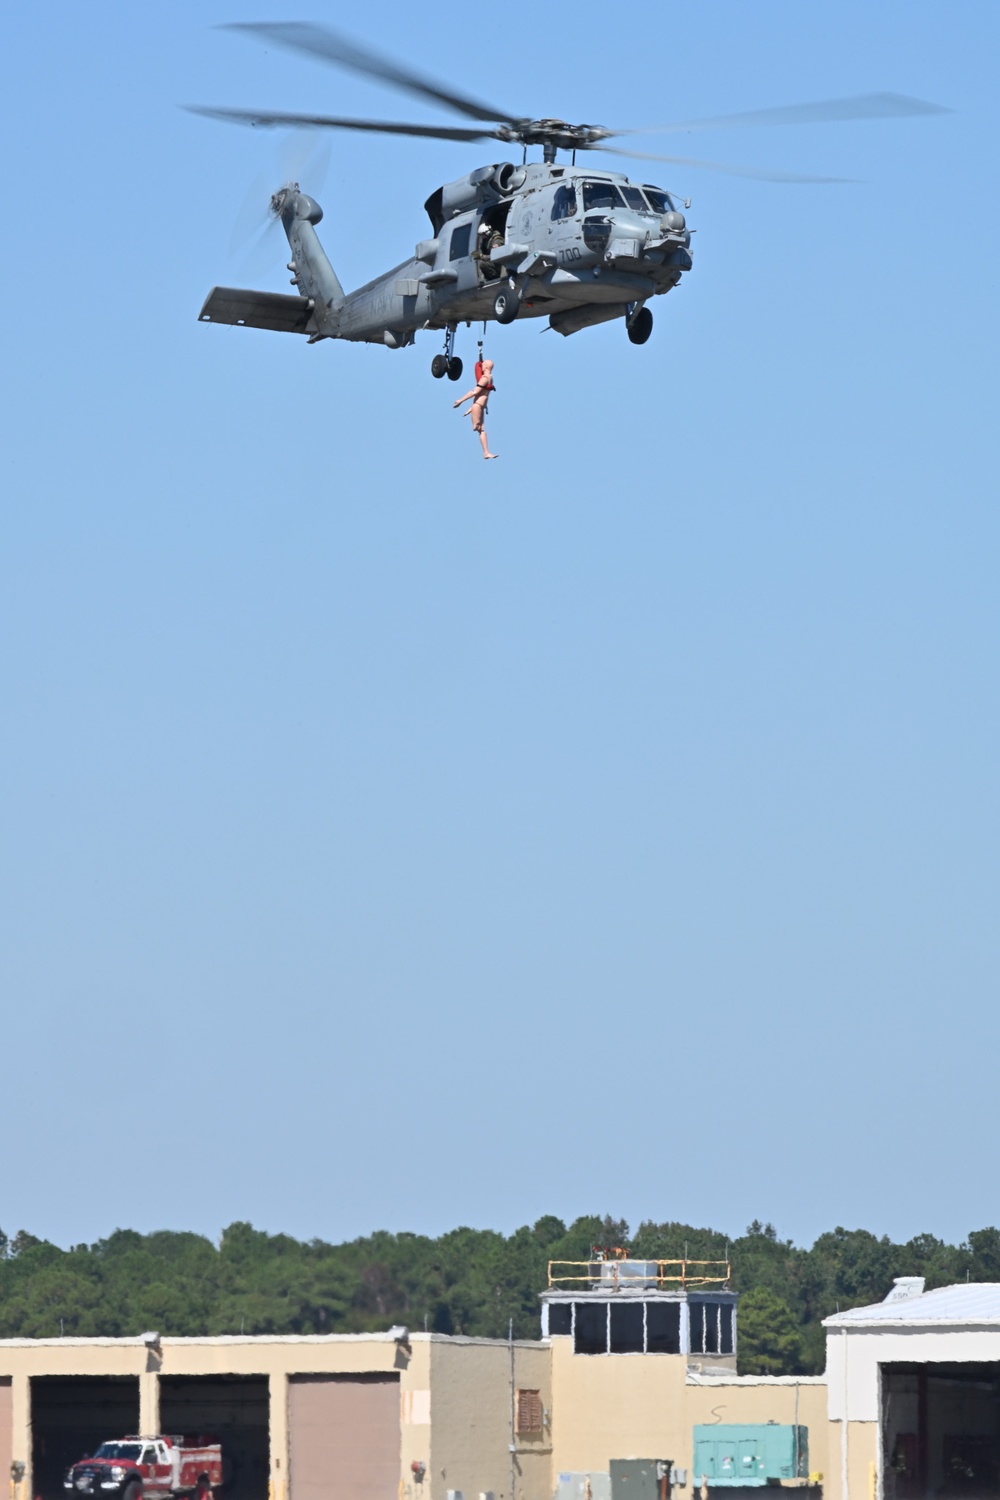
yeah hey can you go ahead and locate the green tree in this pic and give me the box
[0,1213,990,1354]
[736,1287,803,1375]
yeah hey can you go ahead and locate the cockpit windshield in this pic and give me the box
[582,180,626,212]
[619,185,650,213]
[642,186,675,214]
[93,1446,143,1462]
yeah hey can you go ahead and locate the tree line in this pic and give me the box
[2,1217,998,1376]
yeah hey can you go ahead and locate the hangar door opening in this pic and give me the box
[159,1377,269,1500]
[289,1374,400,1500]
[31,1377,140,1500]
[883,1364,1000,1500]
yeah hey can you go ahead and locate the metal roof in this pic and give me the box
[824,1283,1000,1327]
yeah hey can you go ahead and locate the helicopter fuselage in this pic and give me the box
[194,17,947,369]
[198,160,692,357]
[336,160,691,343]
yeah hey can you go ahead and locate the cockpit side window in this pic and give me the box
[642,186,675,214]
[551,184,578,220]
[620,185,650,212]
[449,222,472,260]
[582,181,625,212]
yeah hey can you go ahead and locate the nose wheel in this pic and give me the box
[431,325,463,380]
[627,305,653,345]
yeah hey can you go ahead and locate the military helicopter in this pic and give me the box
[192,23,946,381]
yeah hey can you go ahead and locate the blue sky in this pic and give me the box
[1,0,997,1256]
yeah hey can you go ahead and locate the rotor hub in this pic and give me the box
[498,119,612,154]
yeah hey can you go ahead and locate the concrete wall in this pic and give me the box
[399,1340,432,1500]
[821,1420,878,1500]
[0,1336,412,1500]
[548,1335,689,1473]
[429,1339,551,1500]
[826,1325,1000,1422]
[0,1328,898,1500]
[0,1336,552,1500]
[0,1380,12,1496]
[684,1377,829,1482]
[549,1338,830,1498]
[822,1321,1000,1500]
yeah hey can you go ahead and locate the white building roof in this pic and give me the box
[825,1282,1000,1327]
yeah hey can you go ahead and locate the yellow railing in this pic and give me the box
[547,1259,731,1288]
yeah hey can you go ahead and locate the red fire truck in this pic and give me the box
[64,1436,223,1500]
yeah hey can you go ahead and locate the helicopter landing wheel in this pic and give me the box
[627,306,653,345]
[431,353,449,378]
[446,356,463,381]
[493,286,520,325]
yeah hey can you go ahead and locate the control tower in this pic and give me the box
[540,1248,737,1361]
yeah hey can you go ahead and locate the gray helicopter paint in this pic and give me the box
[193,21,947,354]
[197,162,692,349]
[280,192,344,320]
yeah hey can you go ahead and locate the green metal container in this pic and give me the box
[692,1425,808,1488]
[610,1458,673,1500]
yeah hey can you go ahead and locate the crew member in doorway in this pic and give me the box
[453,359,498,460]
[473,221,504,281]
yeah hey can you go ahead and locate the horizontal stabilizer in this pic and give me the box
[198,286,316,335]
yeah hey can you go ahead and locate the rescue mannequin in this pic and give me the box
[453,358,498,460]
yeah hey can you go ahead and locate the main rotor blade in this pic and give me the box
[626,92,951,136]
[187,105,498,143]
[223,21,521,127]
[597,143,854,184]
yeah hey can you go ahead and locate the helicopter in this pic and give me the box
[192,22,947,382]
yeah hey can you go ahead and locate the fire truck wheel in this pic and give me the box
[123,1483,142,1500]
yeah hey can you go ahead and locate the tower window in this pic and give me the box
[689,1301,734,1355]
[609,1302,644,1354]
[646,1301,681,1354]
[574,1302,608,1354]
[547,1303,572,1336]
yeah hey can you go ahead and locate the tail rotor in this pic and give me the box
[228,130,332,278]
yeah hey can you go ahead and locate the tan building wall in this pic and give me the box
[548,1336,690,1473]
[428,1340,551,1500]
[0,1331,838,1500]
[822,1421,878,1500]
[0,1335,550,1500]
[684,1378,829,1483]
[549,1338,830,1496]
[399,1339,432,1500]
[0,1336,414,1500]
[0,1379,12,1492]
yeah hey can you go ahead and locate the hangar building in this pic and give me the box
[3,1261,999,1500]
[825,1279,1000,1500]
